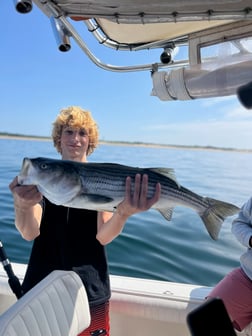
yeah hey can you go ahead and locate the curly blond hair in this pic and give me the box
[52,106,99,156]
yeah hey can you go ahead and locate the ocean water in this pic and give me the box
[1,138,252,287]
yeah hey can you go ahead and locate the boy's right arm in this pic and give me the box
[9,177,43,241]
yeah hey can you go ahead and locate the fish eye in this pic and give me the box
[40,163,48,170]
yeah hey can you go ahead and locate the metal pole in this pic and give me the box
[0,240,23,299]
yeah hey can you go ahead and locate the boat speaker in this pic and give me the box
[237,81,252,109]
[14,0,33,14]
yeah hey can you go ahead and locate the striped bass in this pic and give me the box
[17,157,240,240]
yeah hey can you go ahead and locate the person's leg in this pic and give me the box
[78,301,110,336]
[207,268,252,332]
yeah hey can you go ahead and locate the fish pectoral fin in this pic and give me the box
[157,208,174,221]
[80,193,114,204]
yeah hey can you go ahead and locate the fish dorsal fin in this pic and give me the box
[149,168,180,187]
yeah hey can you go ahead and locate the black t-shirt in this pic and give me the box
[22,198,111,306]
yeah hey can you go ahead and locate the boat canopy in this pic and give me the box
[16,0,252,104]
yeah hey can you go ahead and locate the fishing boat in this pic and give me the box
[0,261,244,336]
[1,0,252,335]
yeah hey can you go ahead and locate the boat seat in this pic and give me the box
[0,270,90,336]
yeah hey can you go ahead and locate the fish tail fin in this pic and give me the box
[200,197,240,240]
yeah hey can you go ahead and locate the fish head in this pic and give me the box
[17,157,82,205]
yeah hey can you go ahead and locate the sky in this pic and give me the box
[1,1,252,149]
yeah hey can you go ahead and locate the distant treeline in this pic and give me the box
[0,132,249,152]
[102,139,238,152]
[0,132,50,140]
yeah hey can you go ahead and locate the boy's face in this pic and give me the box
[60,126,89,162]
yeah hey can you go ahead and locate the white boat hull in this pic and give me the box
[0,262,245,335]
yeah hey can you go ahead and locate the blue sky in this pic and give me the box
[1,1,252,149]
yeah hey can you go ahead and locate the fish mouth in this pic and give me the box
[17,158,32,185]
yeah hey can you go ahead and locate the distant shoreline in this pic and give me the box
[0,135,51,142]
[0,134,251,153]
